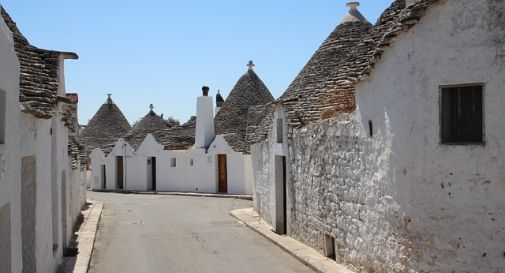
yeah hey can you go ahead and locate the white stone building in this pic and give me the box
[250,1,505,273]
[0,6,87,273]
[90,63,273,195]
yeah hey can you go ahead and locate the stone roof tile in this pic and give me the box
[214,65,274,153]
[1,6,78,119]
[153,116,196,150]
[124,109,171,150]
[80,97,132,154]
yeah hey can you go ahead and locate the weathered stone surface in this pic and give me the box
[215,68,274,153]
[1,7,78,119]
[80,98,131,155]
[124,110,171,150]
[153,116,196,150]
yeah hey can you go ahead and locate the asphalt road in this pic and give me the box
[88,192,313,273]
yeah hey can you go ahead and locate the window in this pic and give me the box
[170,158,176,167]
[441,84,483,144]
[276,118,283,143]
[189,159,194,166]
[0,90,5,144]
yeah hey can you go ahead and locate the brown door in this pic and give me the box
[116,156,124,189]
[101,165,106,189]
[151,157,157,191]
[218,154,227,193]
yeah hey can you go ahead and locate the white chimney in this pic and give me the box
[195,86,215,148]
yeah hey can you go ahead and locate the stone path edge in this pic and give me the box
[73,200,103,273]
[91,189,253,200]
[230,208,354,273]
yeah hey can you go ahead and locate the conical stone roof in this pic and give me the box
[81,95,131,154]
[279,3,372,127]
[153,116,196,150]
[214,63,274,152]
[124,107,170,150]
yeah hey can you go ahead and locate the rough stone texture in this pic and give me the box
[246,103,274,148]
[0,7,78,119]
[124,110,170,150]
[0,203,11,273]
[251,140,274,225]
[215,68,274,153]
[153,116,196,150]
[80,98,132,155]
[253,1,505,273]
[267,0,443,131]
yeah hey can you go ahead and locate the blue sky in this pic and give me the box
[1,0,394,124]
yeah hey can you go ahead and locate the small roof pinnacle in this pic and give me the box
[149,104,154,111]
[247,60,255,70]
[106,94,112,104]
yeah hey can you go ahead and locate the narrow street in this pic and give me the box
[88,192,313,273]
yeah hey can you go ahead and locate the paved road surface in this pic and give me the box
[88,192,313,273]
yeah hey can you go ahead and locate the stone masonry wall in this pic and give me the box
[251,141,274,225]
[288,113,411,273]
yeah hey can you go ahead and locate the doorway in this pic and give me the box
[147,157,157,191]
[116,156,124,189]
[101,165,106,189]
[275,156,287,234]
[21,156,36,273]
[217,154,227,193]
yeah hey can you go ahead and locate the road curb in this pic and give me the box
[72,200,103,273]
[230,208,354,273]
[91,189,252,200]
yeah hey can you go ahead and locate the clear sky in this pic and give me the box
[1,0,394,125]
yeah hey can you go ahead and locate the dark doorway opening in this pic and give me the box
[218,154,227,193]
[275,156,287,234]
[116,156,124,189]
[101,165,106,189]
[148,157,157,191]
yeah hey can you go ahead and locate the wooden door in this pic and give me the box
[151,157,157,191]
[218,154,227,193]
[101,165,106,189]
[116,156,124,189]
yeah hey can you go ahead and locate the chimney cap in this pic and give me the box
[346,2,360,9]
[202,86,210,96]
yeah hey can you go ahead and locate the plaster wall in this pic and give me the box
[252,106,290,231]
[195,96,215,148]
[157,149,216,193]
[104,139,134,190]
[208,135,254,195]
[20,115,58,273]
[0,15,21,273]
[90,148,105,190]
[254,1,505,272]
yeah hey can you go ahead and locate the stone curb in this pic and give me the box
[230,208,354,273]
[72,200,103,273]
[91,189,253,200]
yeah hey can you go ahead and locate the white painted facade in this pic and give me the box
[252,1,505,272]
[90,95,253,195]
[0,13,22,273]
[195,95,214,148]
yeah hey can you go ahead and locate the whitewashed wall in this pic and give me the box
[208,135,254,195]
[353,1,505,271]
[104,139,134,190]
[0,15,21,273]
[90,148,105,190]
[253,1,505,272]
[157,148,216,193]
